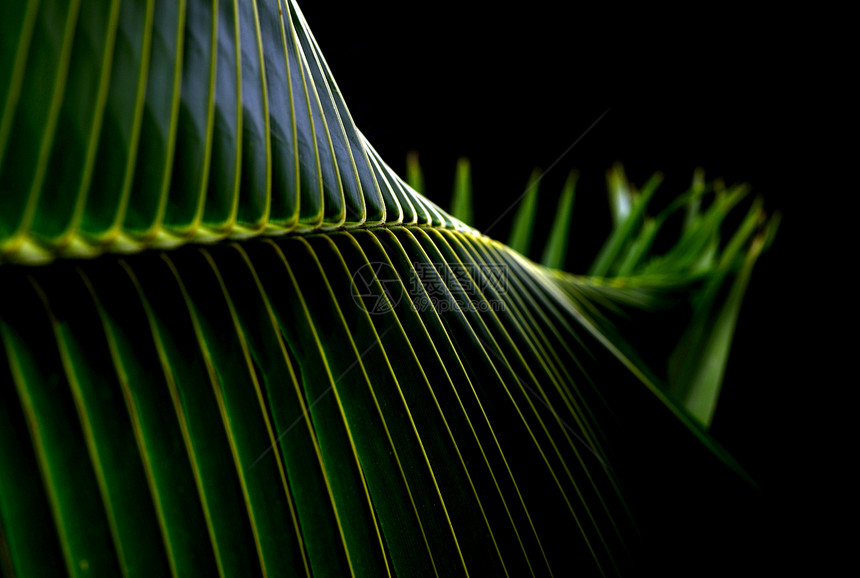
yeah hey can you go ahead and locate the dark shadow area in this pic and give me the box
[301,2,844,573]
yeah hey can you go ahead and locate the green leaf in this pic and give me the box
[32,0,121,245]
[0,0,39,170]
[0,1,776,575]
[606,162,632,229]
[667,199,769,425]
[406,150,425,194]
[507,168,541,257]
[589,168,663,277]
[122,0,185,241]
[449,157,474,226]
[540,171,577,270]
[82,0,155,243]
[0,0,82,259]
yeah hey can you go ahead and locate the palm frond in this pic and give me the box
[0,0,775,576]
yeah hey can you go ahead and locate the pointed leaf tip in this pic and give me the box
[507,168,542,256]
[406,151,425,194]
[607,163,632,228]
[590,167,662,277]
[540,171,577,270]
[761,211,781,252]
[450,157,473,225]
[683,168,707,233]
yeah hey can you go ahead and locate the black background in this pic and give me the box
[299,2,845,573]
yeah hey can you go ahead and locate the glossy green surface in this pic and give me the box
[0,0,776,575]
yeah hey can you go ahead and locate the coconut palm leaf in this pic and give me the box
[0,0,775,576]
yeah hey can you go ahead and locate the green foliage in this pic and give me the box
[406,151,425,195]
[421,157,776,428]
[540,171,577,270]
[506,169,541,256]
[449,157,474,226]
[0,0,776,575]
